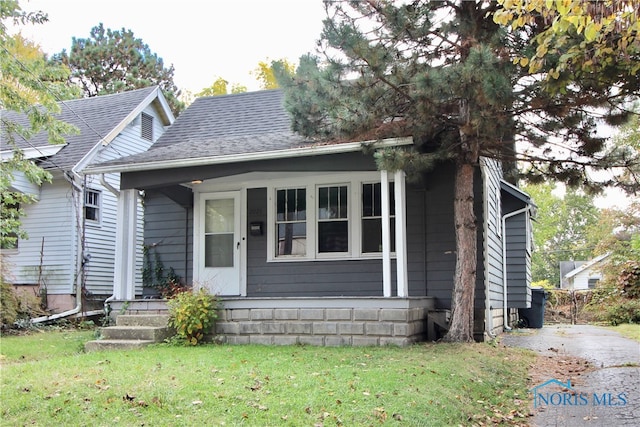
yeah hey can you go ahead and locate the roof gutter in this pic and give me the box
[83,137,414,175]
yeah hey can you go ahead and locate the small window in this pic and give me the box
[141,113,153,141]
[317,185,349,253]
[588,278,599,289]
[85,190,100,222]
[276,188,306,256]
[362,183,395,253]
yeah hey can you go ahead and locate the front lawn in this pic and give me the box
[1,330,534,426]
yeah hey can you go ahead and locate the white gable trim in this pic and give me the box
[73,87,175,173]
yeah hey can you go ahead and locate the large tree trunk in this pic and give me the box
[443,98,480,343]
[442,159,478,342]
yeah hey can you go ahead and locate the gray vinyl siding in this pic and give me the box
[4,179,76,293]
[423,164,456,307]
[143,189,193,285]
[245,187,399,297]
[503,197,531,308]
[482,158,505,310]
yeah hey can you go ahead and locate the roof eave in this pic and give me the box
[83,136,414,175]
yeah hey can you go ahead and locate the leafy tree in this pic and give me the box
[1,1,78,249]
[252,58,296,90]
[495,0,639,92]
[55,23,184,115]
[196,77,246,97]
[275,1,639,342]
[523,183,600,286]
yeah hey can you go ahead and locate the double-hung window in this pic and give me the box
[362,182,395,253]
[317,185,349,253]
[276,188,307,256]
[271,175,398,261]
[85,189,100,223]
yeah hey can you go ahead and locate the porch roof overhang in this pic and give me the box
[83,136,414,176]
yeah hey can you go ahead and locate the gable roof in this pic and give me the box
[84,89,413,174]
[564,253,611,280]
[1,86,173,172]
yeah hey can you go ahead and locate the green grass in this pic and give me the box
[607,323,640,342]
[1,330,534,426]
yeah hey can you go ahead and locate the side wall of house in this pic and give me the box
[503,197,531,308]
[480,159,506,333]
[83,103,167,298]
[143,189,193,290]
[5,178,76,294]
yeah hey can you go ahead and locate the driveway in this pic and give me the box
[502,324,640,426]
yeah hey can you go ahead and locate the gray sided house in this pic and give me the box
[1,87,174,318]
[86,89,534,344]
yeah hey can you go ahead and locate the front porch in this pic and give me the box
[108,296,448,346]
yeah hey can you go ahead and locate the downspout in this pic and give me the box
[32,171,85,323]
[501,206,530,331]
[100,174,119,315]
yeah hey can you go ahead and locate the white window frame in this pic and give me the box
[84,189,101,224]
[266,172,396,262]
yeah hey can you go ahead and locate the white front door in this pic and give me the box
[196,192,241,296]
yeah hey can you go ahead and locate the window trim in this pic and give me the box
[266,172,397,262]
[84,188,101,224]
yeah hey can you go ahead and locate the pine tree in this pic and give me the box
[276,1,639,342]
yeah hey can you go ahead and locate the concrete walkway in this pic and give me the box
[502,324,640,426]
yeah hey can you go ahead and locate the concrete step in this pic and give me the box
[116,314,170,327]
[100,325,172,341]
[85,339,155,352]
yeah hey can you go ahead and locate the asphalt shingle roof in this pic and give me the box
[1,86,158,171]
[98,89,311,167]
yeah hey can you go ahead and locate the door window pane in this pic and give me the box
[204,199,234,267]
[205,234,234,267]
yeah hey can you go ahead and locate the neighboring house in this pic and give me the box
[85,89,534,344]
[560,253,611,290]
[1,87,174,317]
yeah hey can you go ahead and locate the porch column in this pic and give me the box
[113,189,137,300]
[381,170,392,297]
[394,170,408,297]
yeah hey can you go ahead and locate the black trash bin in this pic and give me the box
[518,287,548,328]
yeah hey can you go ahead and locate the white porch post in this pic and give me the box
[381,170,392,297]
[113,189,137,300]
[394,170,408,297]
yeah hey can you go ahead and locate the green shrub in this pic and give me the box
[603,299,640,326]
[166,288,218,345]
[1,279,19,328]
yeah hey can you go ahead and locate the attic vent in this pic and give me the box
[141,113,153,141]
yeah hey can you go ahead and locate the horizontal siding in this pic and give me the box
[143,189,193,285]
[245,187,400,297]
[4,180,75,293]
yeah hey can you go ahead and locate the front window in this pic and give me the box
[362,183,395,253]
[85,190,100,222]
[317,185,349,253]
[276,188,306,256]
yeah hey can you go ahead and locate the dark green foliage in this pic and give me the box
[167,289,218,345]
[55,23,184,115]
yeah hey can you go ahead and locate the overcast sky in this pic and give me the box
[16,0,325,93]
[11,0,635,208]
